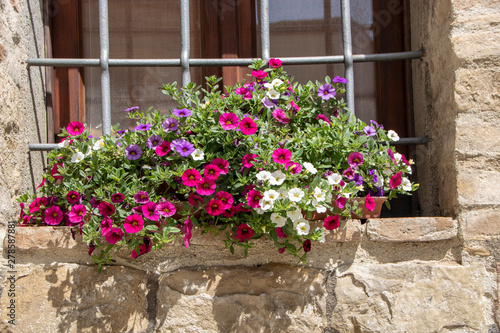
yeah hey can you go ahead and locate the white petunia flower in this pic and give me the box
[311,199,327,213]
[296,220,310,235]
[263,190,280,202]
[313,187,326,202]
[190,149,204,161]
[71,151,85,163]
[317,228,327,243]
[256,170,273,182]
[401,178,412,191]
[287,207,303,222]
[327,173,342,185]
[270,213,287,227]
[57,139,70,149]
[394,153,402,163]
[388,130,400,141]
[264,78,283,90]
[288,188,305,202]
[254,207,266,215]
[270,170,286,185]
[267,89,280,100]
[407,165,412,174]
[303,162,317,174]
[259,198,274,211]
[278,188,288,199]
[93,139,105,151]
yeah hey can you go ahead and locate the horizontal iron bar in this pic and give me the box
[27,51,424,68]
[28,137,429,151]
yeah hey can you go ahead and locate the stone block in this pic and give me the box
[0,264,150,332]
[155,264,327,332]
[456,112,500,155]
[452,31,500,61]
[455,68,500,111]
[366,217,458,242]
[460,209,500,239]
[329,262,488,332]
[458,169,500,206]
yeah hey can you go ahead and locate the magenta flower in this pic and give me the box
[212,158,229,174]
[132,237,153,259]
[290,100,300,112]
[242,154,258,168]
[98,201,115,217]
[196,178,216,196]
[240,117,258,135]
[175,140,195,157]
[90,196,101,208]
[286,162,302,174]
[44,206,63,225]
[182,169,202,187]
[51,163,64,180]
[123,106,139,112]
[204,164,221,180]
[272,148,292,165]
[162,117,179,132]
[134,123,151,131]
[67,121,85,136]
[235,87,253,100]
[123,214,144,234]
[206,199,225,216]
[111,193,125,203]
[67,191,81,204]
[251,70,267,80]
[333,76,347,84]
[324,215,341,230]
[68,204,86,225]
[155,141,171,156]
[246,189,262,208]
[219,113,240,130]
[173,108,191,117]
[29,197,47,213]
[336,196,347,209]
[134,191,149,204]
[142,202,160,221]
[276,227,287,238]
[303,239,312,253]
[316,114,331,125]
[125,144,143,160]
[235,223,254,242]
[272,108,290,124]
[100,217,113,236]
[390,172,402,189]
[268,58,283,68]
[365,194,375,211]
[157,201,176,217]
[188,193,203,207]
[147,135,163,149]
[183,219,193,248]
[347,152,364,168]
[343,167,355,180]
[104,227,124,244]
[215,191,234,210]
[317,84,336,100]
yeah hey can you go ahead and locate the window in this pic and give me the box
[32,0,424,216]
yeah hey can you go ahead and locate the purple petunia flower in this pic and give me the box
[135,123,151,131]
[124,106,139,112]
[333,76,347,84]
[125,144,143,160]
[364,125,377,136]
[175,140,195,157]
[146,135,163,149]
[317,84,336,100]
[371,120,383,129]
[162,117,179,132]
[262,97,275,109]
[353,173,364,186]
[369,186,385,197]
[173,108,192,117]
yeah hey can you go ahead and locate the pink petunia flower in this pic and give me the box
[269,58,283,68]
[142,202,160,221]
[234,87,252,100]
[100,217,113,236]
[272,148,292,165]
[290,101,299,113]
[316,114,331,125]
[183,219,193,248]
[240,117,258,135]
[206,199,225,216]
[246,189,263,208]
[219,112,240,130]
[235,223,254,242]
[111,193,125,203]
[134,191,149,204]
[303,239,312,253]
[67,191,81,204]
[212,158,229,174]
[324,215,341,230]
[196,178,217,196]
[215,191,234,210]
[242,154,258,168]
[390,172,402,189]
[342,167,355,180]
[347,152,364,169]
[251,70,268,80]
[51,163,64,180]
[104,227,124,244]
[123,214,144,234]
[44,205,63,225]
[272,108,290,124]
[365,194,375,211]
[132,237,153,259]
[276,227,287,238]
[182,169,202,187]
[188,193,204,207]
[204,164,221,180]
[286,161,302,174]
[68,204,87,225]
[157,201,176,217]
[29,197,48,213]
[336,196,348,209]
[98,201,115,217]
[67,121,85,136]
[155,141,171,156]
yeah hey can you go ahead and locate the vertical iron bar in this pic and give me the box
[180,0,191,86]
[260,0,270,62]
[340,0,355,115]
[99,0,111,135]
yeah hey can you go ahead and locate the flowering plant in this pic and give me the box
[18,59,417,269]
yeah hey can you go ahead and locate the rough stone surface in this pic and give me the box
[155,264,327,332]
[460,209,500,240]
[366,217,458,242]
[0,264,151,332]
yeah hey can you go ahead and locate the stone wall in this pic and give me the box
[2,0,500,332]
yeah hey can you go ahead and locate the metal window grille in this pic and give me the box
[28,0,427,151]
